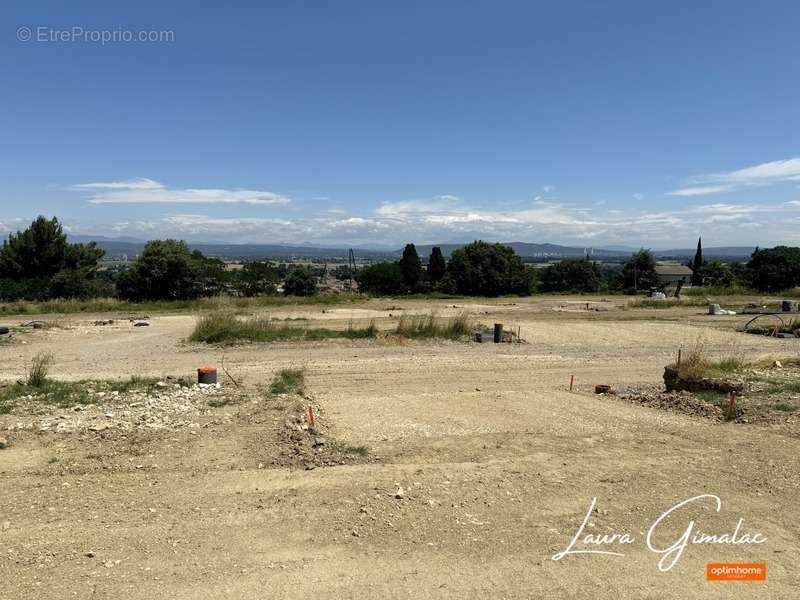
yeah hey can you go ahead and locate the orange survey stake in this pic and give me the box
[706,563,766,581]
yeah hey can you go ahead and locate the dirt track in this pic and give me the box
[1,297,798,599]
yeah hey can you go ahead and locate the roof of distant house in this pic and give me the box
[654,264,693,276]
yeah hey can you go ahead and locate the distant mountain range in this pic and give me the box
[411,242,756,260]
[68,236,395,261]
[68,235,757,262]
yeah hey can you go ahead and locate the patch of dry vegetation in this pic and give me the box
[625,297,707,310]
[190,311,377,344]
[0,293,360,316]
[393,312,473,340]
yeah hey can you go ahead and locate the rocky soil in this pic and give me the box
[1,296,799,599]
[1,381,234,434]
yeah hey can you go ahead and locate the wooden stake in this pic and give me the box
[727,390,737,421]
[569,374,574,392]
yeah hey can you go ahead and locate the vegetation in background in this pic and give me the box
[539,257,604,293]
[620,249,659,293]
[268,368,305,396]
[697,260,743,288]
[283,266,317,296]
[427,247,446,286]
[446,241,536,296]
[235,260,279,295]
[117,239,229,301]
[0,216,108,301]
[355,262,405,295]
[189,311,378,344]
[399,243,423,289]
[748,246,800,292]
[6,218,800,304]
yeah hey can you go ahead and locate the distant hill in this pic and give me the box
[68,235,758,262]
[410,242,756,261]
[410,242,628,259]
[69,236,395,261]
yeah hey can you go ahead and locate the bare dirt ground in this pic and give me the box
[1,296,798,599]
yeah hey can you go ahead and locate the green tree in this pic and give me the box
[427,247,446,285]
[354,262,404,295]
[116,239,227,301]
[283,266,317,296]
[446,241,535,296]
[235,261,278,295]
[621,249,659,292]
[0,216,69,279]
[689,237,705,286]
[0,216,106,300]
[748,246,800,292]
[399,243,422,290]
[700,261,737,288]
[539,258,603,293]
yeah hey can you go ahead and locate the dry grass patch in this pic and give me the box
[394,312,473,340]
[625,297,707,310]
[190,311,377,344]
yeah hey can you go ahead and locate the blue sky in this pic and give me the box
[2,1,799,248]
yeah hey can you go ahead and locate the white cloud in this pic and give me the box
[73,178,163,190]
[711,158,800,184]
[73,178,290,205]
[668,158,800,196]
[375,195,461,216]
[666,184,735,196]
[543,185,555,193]
[67,195,797,246]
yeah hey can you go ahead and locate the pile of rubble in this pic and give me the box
[612,384,727,420]
[1,382,233,434]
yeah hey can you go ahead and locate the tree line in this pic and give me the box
[1,216,799,301]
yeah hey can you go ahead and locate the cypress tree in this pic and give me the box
[427,247,446,284]
[399,243,422,289]
[690,237,704,286]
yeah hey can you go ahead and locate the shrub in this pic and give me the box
[268,368,305,396]
[283,266,317,296]
[670,339,748,380]
[26,351,53,387]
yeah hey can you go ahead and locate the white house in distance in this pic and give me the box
[654,264,693,288]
